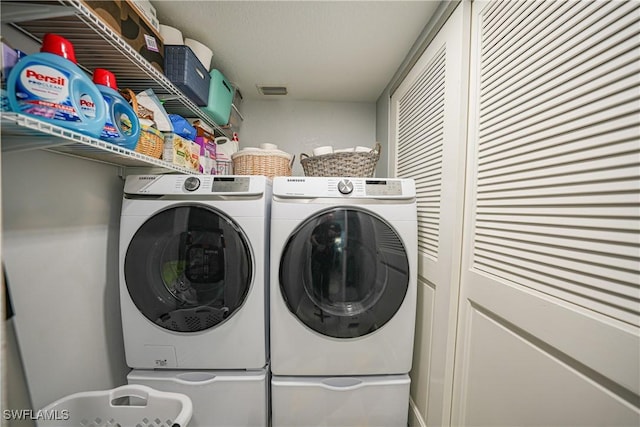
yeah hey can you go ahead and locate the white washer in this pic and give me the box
[270,177,417,375]
[119,175,270,369]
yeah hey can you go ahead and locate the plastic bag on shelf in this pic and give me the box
[135,88,172,132]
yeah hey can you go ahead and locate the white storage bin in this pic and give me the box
[128,368,268,427]
[271,374,410,427]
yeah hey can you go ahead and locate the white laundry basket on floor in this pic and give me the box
[38,384,193,427]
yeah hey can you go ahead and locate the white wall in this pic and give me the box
[5,318,33,427]
[2,150,129,411]
[375,94,390,178]
[239,99,377,176]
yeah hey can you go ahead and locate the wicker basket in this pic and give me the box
[136,124,164,159]
[231,149,294,178]
[120,88,164,158]
[300,143,381,177]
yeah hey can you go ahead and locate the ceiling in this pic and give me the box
[153,1,441,102]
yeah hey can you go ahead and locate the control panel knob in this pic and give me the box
[337,179,354,195]
[184,177,201,192]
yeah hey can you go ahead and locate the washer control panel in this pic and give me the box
[364,179,403,196]
[211,176,251,192]
[274,177,413,199]
[183,176,201,192]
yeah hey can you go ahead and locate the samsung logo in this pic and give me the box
[287,178,306,182]
[137,176,157,180]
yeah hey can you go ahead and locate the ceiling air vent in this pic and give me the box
[257,85,288,96]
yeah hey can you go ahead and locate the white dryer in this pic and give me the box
[270,177,417,375]
[119,175,270,369]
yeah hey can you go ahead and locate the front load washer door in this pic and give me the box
[125,205,253,333]
[279,207,410,338]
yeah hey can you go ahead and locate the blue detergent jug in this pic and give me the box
[7,33,106,138]
[93,68,140,150]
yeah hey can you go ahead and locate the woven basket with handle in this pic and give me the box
[300,143,381,177]
[231,149,294,178]
[136,125,164,159]
[120,88,164,159]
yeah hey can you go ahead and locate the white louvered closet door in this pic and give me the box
[390,3,469,425]
[453,1,640,425]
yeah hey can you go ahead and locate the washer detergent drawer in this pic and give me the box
[128,368,268,427]
[271,374,410,427]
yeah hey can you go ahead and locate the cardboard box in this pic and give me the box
[163,133,199,171]
[83,0,164,72]
[192,120,216,141]
[129,0,159,33]
[195,136,217,174]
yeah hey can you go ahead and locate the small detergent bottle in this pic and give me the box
[7,33,106,138]
[92,68,140,150]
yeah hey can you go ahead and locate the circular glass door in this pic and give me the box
[125,205,253,333]
[279,208,409,338]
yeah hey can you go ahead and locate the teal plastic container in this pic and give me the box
[202,69,234,125]
[93,68,140,150]
[7,34,106,138]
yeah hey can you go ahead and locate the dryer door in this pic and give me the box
[279,207,410,338]
[124,205,252,333]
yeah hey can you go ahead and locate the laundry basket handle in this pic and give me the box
[109,384,151,403]
[109,385,193,426]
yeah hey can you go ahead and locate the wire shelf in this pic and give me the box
[1,0,225,172]
[1,113,194,173]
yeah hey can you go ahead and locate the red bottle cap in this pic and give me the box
[40,33,77,64]
[93,68,118,90]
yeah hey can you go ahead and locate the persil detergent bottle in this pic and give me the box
[7,33,106,138]
[92,68,140,150]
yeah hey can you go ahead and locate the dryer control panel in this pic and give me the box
[124,175,268,196]
[273,177,415,199]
